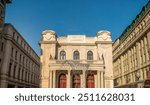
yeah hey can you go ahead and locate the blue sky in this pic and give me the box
[5,0,149,55]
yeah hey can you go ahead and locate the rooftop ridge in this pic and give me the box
[119,1,150,41]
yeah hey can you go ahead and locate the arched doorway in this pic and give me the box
[58,74,66,88]
[72,74,80,88]
[86,74,95,88]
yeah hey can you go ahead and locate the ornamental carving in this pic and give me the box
[42,30,56,41]
[97,30,112,41]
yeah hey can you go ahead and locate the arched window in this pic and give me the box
[58,74,66,88]
[73,51,80,60]
[86,74,95,88]
[72,74,80,88]
[60,51,66,60]
[87,51,93,60]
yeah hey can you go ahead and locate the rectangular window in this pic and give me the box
[13,65,16,78]
[8,63,12,76]
[23,56,25,64]
[11,47,14,57]
[22,69,24,80]
[25,71,27,82]
[28,72,30,82]
[19,54,21,62]
[0,58,1,69]
[1,42,4,51]
[26,59,28,67]
[18,68,21,79]
[13,32,15,39]
[21,40,23,46]
[15,51,18,60]
[17,36,19,42]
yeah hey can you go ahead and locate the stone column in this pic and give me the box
[82,70,86,88]
[147,32,150,63]
[53,70,56,88]
[80,73,83,88]
[97,71,100,88]
[147,31,150,50]
[94,74,97,88]
[132,73,135,82]
[144,68,147,79]
[101,72,104,88]
[49,70,52,88]
[67,70,71,88]
[144,37,149,62]
[136,42,141,68]
[130,73,133,83]
[128,51,131,73]
[120,56,124,85]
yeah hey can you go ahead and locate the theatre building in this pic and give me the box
[39,30,113,88]
[113,1,150,88]
[0,24,40,88]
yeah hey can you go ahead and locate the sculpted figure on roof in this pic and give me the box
[42,30,56,41]
[97,30,112,41]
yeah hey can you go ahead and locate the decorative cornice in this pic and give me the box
[119,1,150,41]
[58,42,96,46]
[42,30,56,36]
[39,40,57,44]
[113,23,150,61]
[95,41,113,44]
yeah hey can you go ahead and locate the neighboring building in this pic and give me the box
[0,0,40,88]
[0,0,11,57]
[0,0,11,31]
[0,24,40,88]
[39,30,113,88]
[113,1,150,88]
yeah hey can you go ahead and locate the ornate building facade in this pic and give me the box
[113,1,150,88]
[39,30,113,88]
[0,23,40,88]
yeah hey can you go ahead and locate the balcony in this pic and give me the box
[49,60,104,71]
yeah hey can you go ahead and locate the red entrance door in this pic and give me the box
[86,74,95,88]
[73,74,80,88]
[59,74,66,88]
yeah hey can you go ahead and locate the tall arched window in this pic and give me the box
[59,74,67,88]
[60,51,66,60]
[72,74,80,88]
[73,51,80,60]
[86,74,95,88]
[87,51,93,60]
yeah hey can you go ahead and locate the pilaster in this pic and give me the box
[67,70,71,88]
[53,70,56,88]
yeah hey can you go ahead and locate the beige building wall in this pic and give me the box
[39,30,113,88]
[113,1,150,88]
[0,24,41,88]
